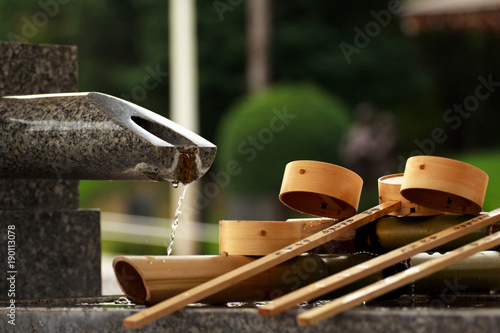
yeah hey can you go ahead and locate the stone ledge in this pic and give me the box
[1,300,500,333]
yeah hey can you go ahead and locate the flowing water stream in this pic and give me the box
[167,183,189,255]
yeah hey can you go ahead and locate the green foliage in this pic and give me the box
[79,180,131,209]
[216,83,351,194]
[102,240,166,256]
[2,0,500,213]
[456,150,500,212]
[3,0,498,154]
[0,0,170,115]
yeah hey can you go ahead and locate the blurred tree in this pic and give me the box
[2,0,500,220]
[415,31,500,152]
[270,0,439,156]
[0,0,441,150]
[215,83,351,218]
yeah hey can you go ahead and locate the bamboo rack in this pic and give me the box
[297,227,500,325]
[123,157,489,328]
[258,208,500,316]
[123,201,400,329]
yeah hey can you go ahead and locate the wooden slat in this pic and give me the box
[258,208,500,317]
[297,224,500,325]
[123,201,401,329]
[218,218,338,256]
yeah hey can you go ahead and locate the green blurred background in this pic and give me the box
[2,0,499,255]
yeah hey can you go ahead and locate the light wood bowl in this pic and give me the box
[279,160,363,219]
[401,156,488,214]
[378,173,443,216]
[218,218,339,256]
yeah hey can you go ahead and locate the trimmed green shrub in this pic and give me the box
[216,83,351,194]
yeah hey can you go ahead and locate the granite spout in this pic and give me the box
[0,92,216,183]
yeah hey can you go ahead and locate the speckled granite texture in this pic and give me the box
[0,92,216,183]
[0,42,101,300]
[0,41,79,209]
[0,210,101,301]
[0,41,78,95]
[0,179,79,210]
[0,41,216,184]
[2,303,500,333]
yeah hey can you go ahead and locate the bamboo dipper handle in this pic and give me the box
[258,208,500,317]
[123,200,401,329]
[297,211,500,325]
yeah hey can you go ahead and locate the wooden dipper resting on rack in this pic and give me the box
[218,218,340,256]
[123,156,489,329]
[296,222,500,325]
[400,155,488,214]
[219,161,362,256]
[259,156,495,324]
[279,160,363,219]
[378,173,443,217]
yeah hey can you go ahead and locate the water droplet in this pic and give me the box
[188,303,206,307]
[227,302,245,308]
[115,297,130,305]
[172,181,179,189]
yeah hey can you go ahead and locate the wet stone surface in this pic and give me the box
[2,295,500,332]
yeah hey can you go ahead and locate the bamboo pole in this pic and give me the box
[258,208,500,317]
[362,214,499,252]
[113,254,329,305]
[114,251,500,305]
[297,228,500,325]
[122,201,400,329]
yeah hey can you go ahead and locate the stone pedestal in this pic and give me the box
[0,41,101,300]
[3,298,500,333]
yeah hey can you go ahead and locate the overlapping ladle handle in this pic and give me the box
[259,208,500,317]
[297,211,500,325]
